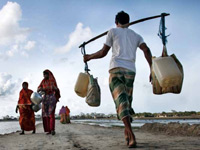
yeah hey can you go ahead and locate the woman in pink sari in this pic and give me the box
[37,69,60,135]
[59,106,67,124]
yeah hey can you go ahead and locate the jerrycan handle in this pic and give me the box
[162,45,168,57]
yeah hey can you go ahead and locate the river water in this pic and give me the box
[0,119,199,135]
[72,119,200,128]
[0,121,42,135]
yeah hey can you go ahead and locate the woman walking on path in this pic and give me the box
[37,69,61,135]
[59,106,67,124]
[65,106,71,123]
[16,82,35,135]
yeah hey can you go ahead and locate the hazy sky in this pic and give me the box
[0,0,199,118]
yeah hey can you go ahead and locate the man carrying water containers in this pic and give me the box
[84,11,152,148]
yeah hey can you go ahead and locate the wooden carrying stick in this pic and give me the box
[79,13,170,48]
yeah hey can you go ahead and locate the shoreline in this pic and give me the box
[0,118,199,135]
[1,115,200,122]
[0,121,200,149]
[0,123,43,136]
[134,116,200,120]
[0,121,42,135]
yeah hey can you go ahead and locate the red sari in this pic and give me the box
[18,89,35,131]
[38,69,61,133]
[65,106,71,123]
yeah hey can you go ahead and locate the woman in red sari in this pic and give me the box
[65,106,71,123]
[16,82,35,135]
[37,69,60,135]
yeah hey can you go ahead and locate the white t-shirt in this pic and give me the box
[105,27,144,72]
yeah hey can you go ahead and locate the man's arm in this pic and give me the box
[139,43,152,82]
[83,44,111,62]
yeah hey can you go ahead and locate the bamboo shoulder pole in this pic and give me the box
[79,13,170,48]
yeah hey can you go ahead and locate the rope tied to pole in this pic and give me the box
[80,43,90,73]
[158,13,170,56]
[158,13,167,45]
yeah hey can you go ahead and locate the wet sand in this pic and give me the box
[0,120,200,150]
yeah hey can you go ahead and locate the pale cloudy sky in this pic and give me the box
[0,0,199,118]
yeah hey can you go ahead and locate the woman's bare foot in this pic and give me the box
[46,132,51,135]
[19,130,24,135]
[32,130,36,134]
[51,130,56,135]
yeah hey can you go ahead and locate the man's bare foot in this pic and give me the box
[128,133,137,148]
[124,129,129,145]
[128,143,137,148]
[122,116,137,148]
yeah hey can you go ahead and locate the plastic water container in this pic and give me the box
[74,72,89,97]
[152,56,182,88]
[30,92,42,105]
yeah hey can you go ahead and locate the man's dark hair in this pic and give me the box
[115,11,130,25]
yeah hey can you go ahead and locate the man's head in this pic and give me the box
[22,82,28,90]
[43,70,49,80]
[115,11,130,25]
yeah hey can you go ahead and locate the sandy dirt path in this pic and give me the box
[0,120,200,150]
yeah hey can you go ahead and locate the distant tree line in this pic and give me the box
[0,115,18,121]
[70,112,117,119]
[1,111,200,121]
[134,111,200,118]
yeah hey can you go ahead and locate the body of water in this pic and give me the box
[0,119,199,135]
[0,121,42,135]
[72,119,200,128]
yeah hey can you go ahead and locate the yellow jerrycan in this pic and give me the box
[74,72,89,97]
[152,46,183,88]
[151,13,183,94]
[152,56,182,88]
